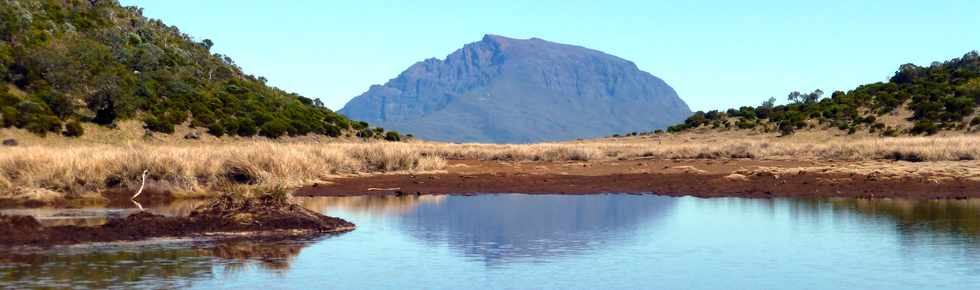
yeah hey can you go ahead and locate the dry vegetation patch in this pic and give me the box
[1,133,977,204]
[0,141,445,204]
[410,134,980,162]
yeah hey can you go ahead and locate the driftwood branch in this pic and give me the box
[132,169,149,200]
[367,187,401,191]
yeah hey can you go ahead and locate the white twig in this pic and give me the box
[132,200,144,211]
[132,169,148,200]
[367,187,401,191]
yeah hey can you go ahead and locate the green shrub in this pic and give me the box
[911,120,939,135]
[221,118,240,136]
[882,127,900,137]
[356,128,374,139]
[40,93,74,119]
[777,121,796,136]
[736,119,756,129]
[237,118,258,137]
[319,123,342,137]
[63,120,84,137]
[1,106,16,127]
[143,116,175,134]
[259,119,289,138]
[384,131,402,142]
[207,122,225,137]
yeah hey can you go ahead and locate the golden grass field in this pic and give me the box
[1,122,978,204]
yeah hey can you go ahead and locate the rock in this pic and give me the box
[340,34,691,143]
[671,165,707,174]
[184,131,201,140]
[724,173,749,182]
[1,139,16,146]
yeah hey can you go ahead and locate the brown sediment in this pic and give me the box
[296,159,980,199]
[0,195,355,247]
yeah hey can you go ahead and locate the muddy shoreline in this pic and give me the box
[297,159,980,199]
[0,195,355,247]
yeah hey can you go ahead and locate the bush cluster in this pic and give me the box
[667,51,980,136]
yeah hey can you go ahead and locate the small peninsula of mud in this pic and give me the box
[0,195,355,246]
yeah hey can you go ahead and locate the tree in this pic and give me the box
[761,97,776,109]
[87,71,137,125]
[804,89,823,104]
[787,91,802,104]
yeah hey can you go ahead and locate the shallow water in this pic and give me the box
[3,194,980,289]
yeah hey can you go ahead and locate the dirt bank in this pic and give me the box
[297,159,980,199]
[0,195,355,246]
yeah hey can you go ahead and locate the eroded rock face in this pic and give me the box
[340,34,691,143]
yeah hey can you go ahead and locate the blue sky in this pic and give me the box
[121,0,979,112]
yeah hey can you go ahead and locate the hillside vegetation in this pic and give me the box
[0,0,399,140]
[667,51,980,136]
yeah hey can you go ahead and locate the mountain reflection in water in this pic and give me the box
[326,194,678,265]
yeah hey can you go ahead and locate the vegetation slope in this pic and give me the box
[666,51,980,136]
[0,0,401,141]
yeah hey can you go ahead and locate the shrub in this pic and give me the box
[384,131,402,142]
[63,120,84,137]
[207,123,225,137]
[911,120,939,135]
[319,123,342,137]
[237,119,258,137]
[0,106,15,127]
[41,93,74,119]
[144,116,175,134]
[777,121,795,136]
[357,128,374,139]
[259,119,289,138]
[736,119,756,129]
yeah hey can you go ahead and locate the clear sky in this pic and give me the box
[120,0,979,112]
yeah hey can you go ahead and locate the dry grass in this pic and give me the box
[0,141,446,203]
[1,125,977,204]
[411,134,980,162]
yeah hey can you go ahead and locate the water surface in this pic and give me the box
[3,195,980,289]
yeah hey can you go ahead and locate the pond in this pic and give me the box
[2,194,980,289]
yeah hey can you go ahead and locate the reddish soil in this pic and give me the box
[0,195,355,246]
[297,159,980,199]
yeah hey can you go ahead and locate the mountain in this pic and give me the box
[340,35,691,143]
[667,51,980,136]
[0,0,398,140]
